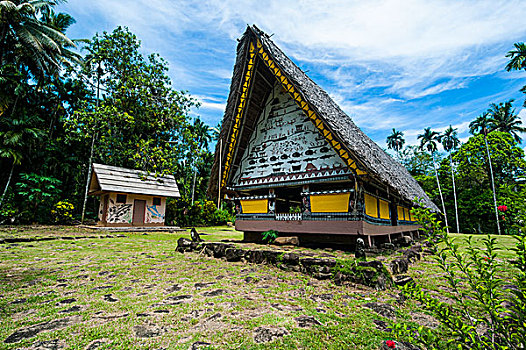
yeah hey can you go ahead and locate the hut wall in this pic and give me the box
[98,193,166,226]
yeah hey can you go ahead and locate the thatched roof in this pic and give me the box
[89,163,180,198]
[208,25,438,211]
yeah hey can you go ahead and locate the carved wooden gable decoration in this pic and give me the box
[220,32,366,190]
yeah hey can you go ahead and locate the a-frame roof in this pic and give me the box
[88,163,180,198]
[208,25,438,211]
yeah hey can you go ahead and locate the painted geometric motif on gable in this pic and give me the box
[232,83,347,184]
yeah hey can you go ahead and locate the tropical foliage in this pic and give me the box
[395,205,526,349]
[0,2,216,225]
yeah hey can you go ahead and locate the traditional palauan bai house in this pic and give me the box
[88,163,180,226]
[207,26,438,247]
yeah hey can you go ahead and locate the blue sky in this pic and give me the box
[58,0,526,151]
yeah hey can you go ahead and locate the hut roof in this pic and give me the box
[89,163,180,198]
[208,25,438,211]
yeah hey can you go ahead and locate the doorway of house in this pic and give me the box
[102,195,109,223]
[133,199,146,225]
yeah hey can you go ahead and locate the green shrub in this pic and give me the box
[212,208,233,225]
[16,173,61,223]
[262,230,279,243]
[168,199,234,227]
[393,204,526,349]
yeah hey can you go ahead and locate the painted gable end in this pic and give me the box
[232,83,347,184]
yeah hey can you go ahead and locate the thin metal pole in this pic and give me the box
[485,134,501,235]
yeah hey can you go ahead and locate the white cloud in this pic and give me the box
[59,0,526,146]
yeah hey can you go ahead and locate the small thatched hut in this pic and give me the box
[89,163,180,226]
[208,25,438,247]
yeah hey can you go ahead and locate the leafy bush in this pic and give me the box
[16,173,62,223]
[0,199,16,224]
[167,199,233,227]
[212,208,233,225]
[262,230,279,243]
[393,205,526,349]
[51,200,75,224]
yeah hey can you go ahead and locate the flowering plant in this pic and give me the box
[498,205,508,212]
[385,340,396,348]
[51,200,74,224]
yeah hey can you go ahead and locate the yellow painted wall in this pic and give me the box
[310,193,350,213]
[379,199,390,219]
[364,193,378,218]
[241,199,268,213]
[397,206,404,220]
[404,208,410,221]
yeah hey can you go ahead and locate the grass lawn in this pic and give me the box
[0,226,520,349]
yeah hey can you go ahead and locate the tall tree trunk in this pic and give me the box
[81,64,101,224]
[81,132,96,224]
[449,153,460,233]
[191,167,197,203]
[0,159,15,209]
[484,134,501,235]
[432,153,449,233]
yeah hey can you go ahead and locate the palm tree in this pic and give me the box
[0,1,76,79]
[487,100,526,143]
[440,126,461,233]
[469,112,501,235]
[386,128,405,155]
[418,127,449,233]
[506,42,526,72]
[506,42,526,106]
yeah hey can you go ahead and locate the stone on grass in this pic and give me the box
[11,298,27,304]
[225,248,244,262]
[363,302,397,319]
[160,294,193,305]
[294,315,321,328]
[30,339,64,350]
[190,228,203,242]
[403,248,420,263]
[201,289,225,297]
[102,294,118,302]
[390,258,409,275]
[176,238,196,253]
[165,284,182,293]
[380,243,395,250]
[189,341,212,349]
[394,275,414,287]
[396,236,413,247]
[133,324,164,338]
[253,326,289,343]
[273,236,299,246]
[56,298,76,305]
[58,305,81,313]
[194,282,214,290]
[355,238,366,260]
[4,316,80,343]
[373,319,392,332]
[85,339,110,350]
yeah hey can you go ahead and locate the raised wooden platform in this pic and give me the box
[79,225,184,233]
[236,219,420,247]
